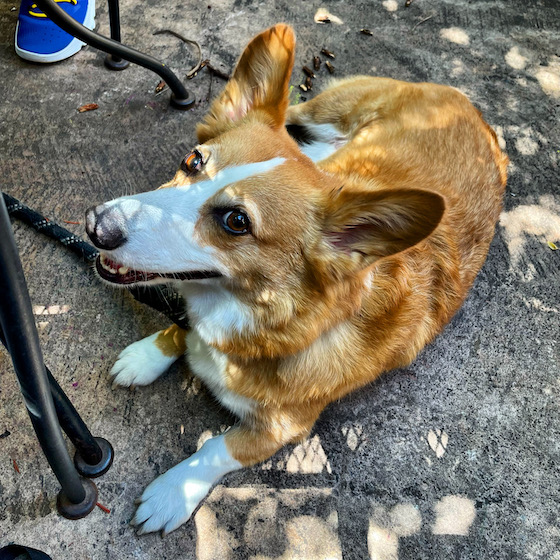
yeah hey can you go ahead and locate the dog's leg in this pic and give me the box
[110,324,187,387]
[132,407,320,535]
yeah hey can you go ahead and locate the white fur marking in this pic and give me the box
[110,332,180,387]
[102,157,286,274]
[301,141,338,162]
[298,122,348,162]
[181,282,256,345]
[132,434,241,535]
[304,122,347,146]
[186,329,256,418]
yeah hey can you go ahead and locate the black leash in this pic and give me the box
[2,193,189,330]
[3,192,97,262]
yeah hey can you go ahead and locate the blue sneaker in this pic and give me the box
[15,0,95,63]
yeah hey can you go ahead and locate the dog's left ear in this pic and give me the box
[197,24,295,142]
[323,188,446,271]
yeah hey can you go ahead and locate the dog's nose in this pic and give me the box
[85,204,127,250]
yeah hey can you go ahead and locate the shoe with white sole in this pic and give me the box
[15,0,95,63]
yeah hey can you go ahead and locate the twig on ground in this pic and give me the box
[206,61,230,81]
[153,30,203,79]
[411,15,434,32]
[96,502,111,514]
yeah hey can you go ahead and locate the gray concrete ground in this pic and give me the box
[0,0,559,558]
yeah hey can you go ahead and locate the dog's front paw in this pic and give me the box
[110,333,178,387]
[131,464,212,535]
[131,435,241,535]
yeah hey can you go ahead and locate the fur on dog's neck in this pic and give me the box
[178,264,367,359]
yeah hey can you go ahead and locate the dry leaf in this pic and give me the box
[77,103,99,113]
[547,241,558,250]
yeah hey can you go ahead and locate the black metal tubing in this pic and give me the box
[107,0,122,44]
[33,0,195,109]
[46,368,103,465]
[0,192,86,505]
[0,328,103,466]
[104,0,129,70]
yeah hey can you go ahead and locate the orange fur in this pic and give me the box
[186,26,508,466]
[107,25,508,471]
[154,324,187,358]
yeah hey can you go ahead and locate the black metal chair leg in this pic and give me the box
[45,367,114,477]
[104,0,129,70]
[0,192,97,519]
[33,0,195,109]
[0,329,114,478]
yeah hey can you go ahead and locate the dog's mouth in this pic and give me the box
[95,254,222,285]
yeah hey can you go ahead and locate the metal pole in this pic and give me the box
[34,0,195,109]
[104,0,129,70]
[0,192,96,516]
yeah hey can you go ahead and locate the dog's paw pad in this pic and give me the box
[110,333,178,387]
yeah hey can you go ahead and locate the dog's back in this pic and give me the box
[284,77,508,377]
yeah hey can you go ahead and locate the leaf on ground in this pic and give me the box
[77,103,99,113]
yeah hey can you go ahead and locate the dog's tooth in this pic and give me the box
[118,266,130,275]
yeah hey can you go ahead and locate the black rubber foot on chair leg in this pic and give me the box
[170,91,196,110]
[104,54,130,70]
[57,478,98,520]
[74,437,114,478]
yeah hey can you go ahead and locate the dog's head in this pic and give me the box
[86,25,443,350]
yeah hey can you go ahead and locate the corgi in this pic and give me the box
[85,24,508,535]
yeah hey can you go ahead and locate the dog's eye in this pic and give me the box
[181,149,203,175]
[222,210,250,235]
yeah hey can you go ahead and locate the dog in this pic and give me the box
[85,24,508,535]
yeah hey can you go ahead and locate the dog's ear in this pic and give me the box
[323,188,445,271]
[197,24,295,142]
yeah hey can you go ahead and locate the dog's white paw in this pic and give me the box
[110,333,178,387]
[131,435,241,535]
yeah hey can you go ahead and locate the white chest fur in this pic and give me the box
[186,329,255,419]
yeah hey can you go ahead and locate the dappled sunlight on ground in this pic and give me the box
[440,27,469,46]
[534,59,560,99]
[260,434,332,474]
[505,47,528,71]
[190,427,478,559]
[195,487,341,560]
[499,195,560,279]
[368,496,476,559]
[432,495,476,536]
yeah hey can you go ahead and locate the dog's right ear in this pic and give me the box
[321,187,446,274]
[197,24,295,142]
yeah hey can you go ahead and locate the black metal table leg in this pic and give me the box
[0,192,97,519]
[34,0,195,109]
[104,0,129,70]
